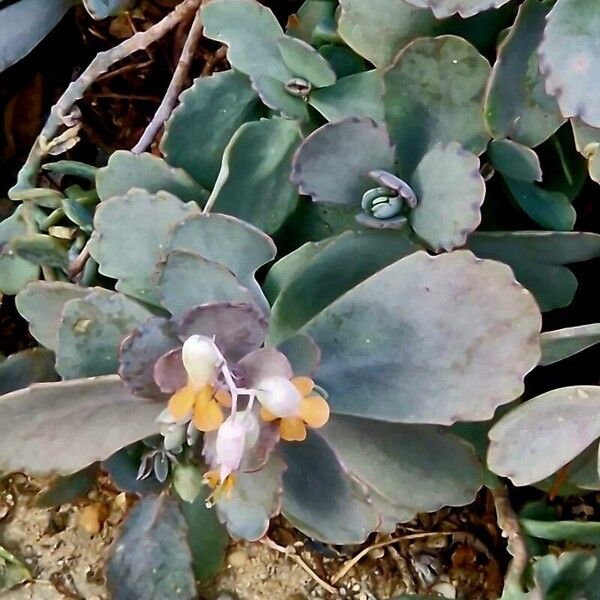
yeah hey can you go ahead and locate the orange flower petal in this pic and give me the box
[196,383,214,403]
[299,394,330,429]
[203,469,220,489]
[280,417,307,441]
[260,406,278,422]
[168,385,195,419]
[193,397,224,432]
[292,376,314,397]
[214,388,232,408]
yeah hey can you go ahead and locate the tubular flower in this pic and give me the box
[167,335,231,432]
[257,376,330,441]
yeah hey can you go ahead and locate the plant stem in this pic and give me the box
[131,6,204,154]
[9,0,202,199]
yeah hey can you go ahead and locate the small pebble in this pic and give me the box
[228,549,249,568]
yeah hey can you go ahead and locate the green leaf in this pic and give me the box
[42,160,97,180]
[0,375,161,474]
[0,347,58,394]
[503,176,575,231]
[268,230,418,344]
[0,545,30,593]
[522,519,600,546]
[277,35,336,87]
[282,431,377,543]
[286,0,336,44]
[16,281,89,350]
[384,35,491,174]
[104,445,166,495]
[209,118,302,234]
[534,551,599,600]
[167,213,276,305]
[540,324,600,366]
[82,0,133,19]
[56,290,152,379]
[173,464,204,504]
[216,453,285,541]
[538,0,600,129]
[488,386,600,486]
[410,141,485,252]
[309,70,385,122]
[202,0,289,81]
[303,250,541,424]
[251,74,309,120]
[572,118,600,185]
[11,233,69,269]
[88,188,199,294]
[161,70,263,189]
[291,117,395,206]
[157,251,255,315]
[277,334,321,376]
[318,45,367,79]
[0,207,39,295]
[179,493,229,582]
[0,0,78,73]
[337,0,439,67]
[319,416,482,525]
[96,150,208,204]
[485,0,564,147]
[106,494,196,600]
[467,231,600,312]
[401,0,511,18]
[488,139,543,182]
[35,465,99,508]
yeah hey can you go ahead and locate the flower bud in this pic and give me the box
[215,417,247,480]
[181,335,220,390]
[257,376,302,417]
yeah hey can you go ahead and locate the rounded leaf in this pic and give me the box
[384,35,490,174]
[303,250,541,424]
[538,0,600,128]
[401,0,511,18]
[488,386,600,486]
[410,141,485,252]
[488,139,542,182]
[540,324,600,366]
[291,117,395,206]
[277,35,335,87]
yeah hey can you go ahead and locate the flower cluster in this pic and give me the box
[156,333,330,504]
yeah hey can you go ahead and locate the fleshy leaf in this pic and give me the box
[291,117,395,206]
[503,177,575,231]
[467,231,600,312]
[277,35,336,87]
[572,118,600,185]
[538,0,600,128]
[179,494,229,582]
[35,465,99,508]
[286,0,336,43]
[157,251,255,315]
[488,139,543,182]
[88,188,199,292]
[11,233,69,270]
[216,453,285,541]
[410,141,485,252]
[282,431,378,544]
[104,446,166,495]
[540,324,600,366]
[0,375,161,474]
[82,0,133,19]
[488,386,600,486]
[251,75,309,120]
[268,230,418,345]
[167,213,276,305]
[119,317,180,400]
[320,415,482,522]
[309,70,385,122]
[106,494,196,600]
[56,290,152,379]
[277,334,321,376]
[0,0,77,74]
[16,281,89,350]
[202,0,289,81]
[401,0,511,18]
[0,348,58,395]
[384,35,490,174]
[317,45,366,79]
[0,207,39,295]
[0,545,30,593]
[161,70,263,189]
[303,250,541,424]
[484,0,565,147]
[337,0,439,67]
[96,150,208,204]
[209,118,302,234]
[521,518,600,546]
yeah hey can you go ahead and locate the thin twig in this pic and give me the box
[331,531,459,584]
[132,6,203,154]
[9,0,202,199]
[261,537,338,595]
